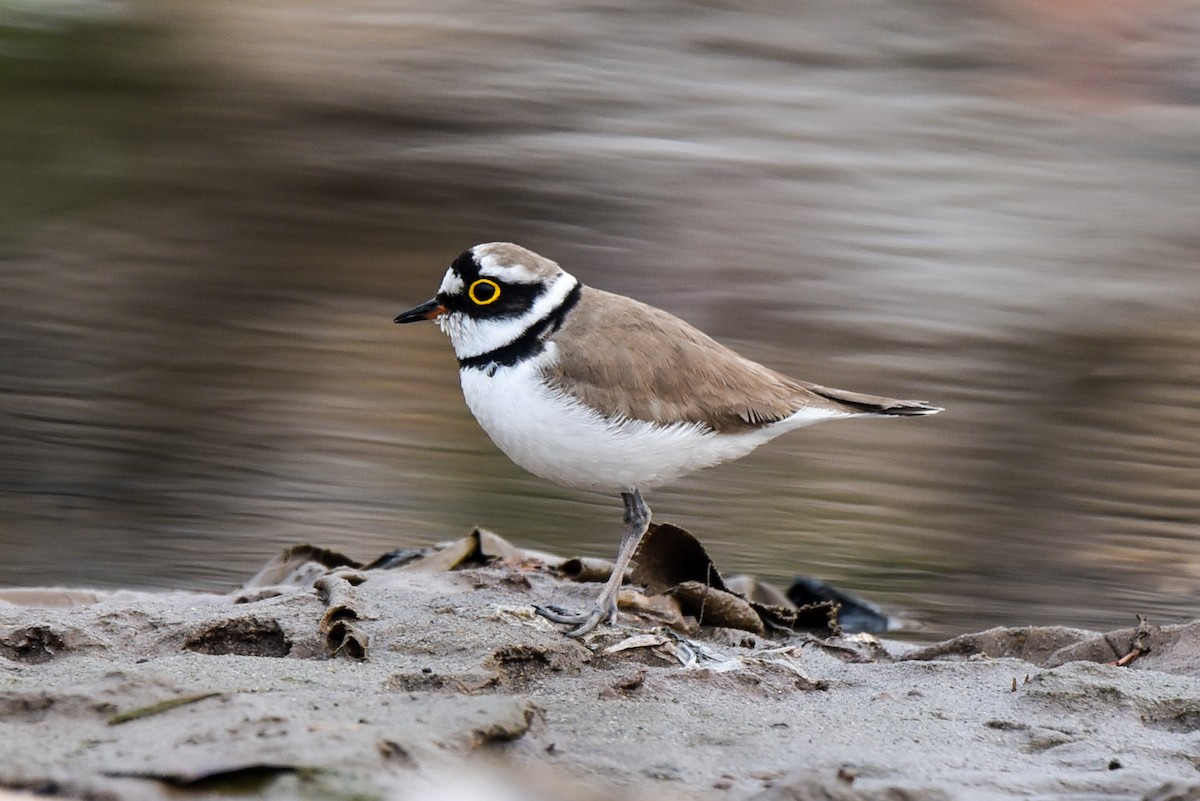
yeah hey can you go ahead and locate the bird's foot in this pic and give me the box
[535,602,616,638]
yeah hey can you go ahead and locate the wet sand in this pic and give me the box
[2,535,1199,801]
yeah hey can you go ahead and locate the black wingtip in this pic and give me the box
[879,401,943,417]
[806,384,943,417]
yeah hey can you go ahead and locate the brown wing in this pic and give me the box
[544,287,856,433]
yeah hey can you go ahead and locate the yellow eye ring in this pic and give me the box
[468,278,501,306]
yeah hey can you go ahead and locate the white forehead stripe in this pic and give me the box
[438,270,464,295]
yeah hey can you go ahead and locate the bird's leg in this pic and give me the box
[537,489,651,637]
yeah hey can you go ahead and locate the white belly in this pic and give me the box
[458,355,830,494]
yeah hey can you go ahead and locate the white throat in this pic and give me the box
[437,272,579,361]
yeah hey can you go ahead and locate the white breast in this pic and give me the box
[457,349,842,494]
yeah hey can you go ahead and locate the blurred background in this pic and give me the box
[1,0,1198,639]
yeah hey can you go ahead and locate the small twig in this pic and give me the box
[108,692,222,725]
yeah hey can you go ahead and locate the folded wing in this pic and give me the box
[545,287,939,433]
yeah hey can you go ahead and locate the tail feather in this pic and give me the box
[805,383,942,417]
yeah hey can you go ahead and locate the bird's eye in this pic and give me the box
[468,278,501,306]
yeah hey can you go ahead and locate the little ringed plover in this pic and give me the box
[396,242,941,636]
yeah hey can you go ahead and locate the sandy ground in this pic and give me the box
[2,533,1200,801]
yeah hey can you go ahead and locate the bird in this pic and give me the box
[395,242,941,637]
